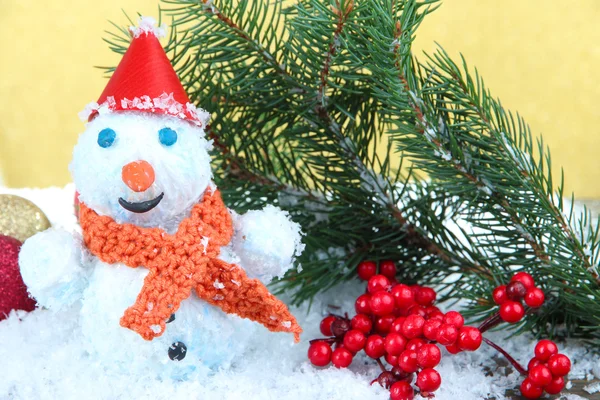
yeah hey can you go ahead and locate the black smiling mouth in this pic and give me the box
[118,193,164,213]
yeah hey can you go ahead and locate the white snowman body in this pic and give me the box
[19,111,303,379]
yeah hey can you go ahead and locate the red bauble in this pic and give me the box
[0,235,36,321]
[416,368,441,392]
[357,261,377,281]
[308,341,332,367]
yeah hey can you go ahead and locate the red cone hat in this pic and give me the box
[80,17,208,127]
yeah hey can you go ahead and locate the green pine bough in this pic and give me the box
[105,0,600,341]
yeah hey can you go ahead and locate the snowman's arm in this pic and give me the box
[19,228,90,311]
[229,205,304,284]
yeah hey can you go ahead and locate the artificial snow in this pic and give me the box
[130,16,167,39]
[1,186,598,399]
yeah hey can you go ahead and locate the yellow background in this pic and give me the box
[0,1,599,197]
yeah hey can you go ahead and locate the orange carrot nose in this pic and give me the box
[122,160,155,192]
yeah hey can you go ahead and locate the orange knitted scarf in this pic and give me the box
[79,189,301,342]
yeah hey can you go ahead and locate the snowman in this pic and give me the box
[18,17,303,379]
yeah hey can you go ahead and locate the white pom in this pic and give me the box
[232,205,304,283]
[130,16,167,39]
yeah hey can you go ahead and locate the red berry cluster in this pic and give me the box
[492,272,544,323]
[308,260,482,399]
[520,340,571,399]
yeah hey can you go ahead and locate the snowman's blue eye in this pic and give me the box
[158,127,178,146]
[97,128,116,148]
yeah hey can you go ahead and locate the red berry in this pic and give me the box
[331,318,351,338]
[506,281,527,301]
[355,294,372,314]
[368,275,391,293]
[308,341,332,367]
[527,358,543,371]
[534,339,558,362]
[410,285,421,296]
[512,271,535,290]
[416,368,441,392]
[385,353,399,367]
[524,288,545,308]
[385,333,407,356]
[390,317,406,334]
[357,261,377,281]
[398,350,419,373]
[370,291,395,316]
[544,376,565,395]
[436,323,459,346]
[331,347,353,368]
[445,342,462,354]
[407,304,427,318]
[547,353,571,377]
[343,329,366,353]
[499,300,525,323]
[389,381,414,400]
[319,315,336,336]
[406,338,426,352]
[391,284,415,309]
[415,287,437,306]
[528,364,553,387]
[423,319,443,341]
[457,326,482,351]
[379,260,397,279]
[417,344,441,368]
[364,334,386,359]
[402,314,425,339]
[375,314,396,335]
[520,378,543,399]
[425,306,444,320]
[351,314,372,334]
[492,285,508,305]
[443,311,464,329]
[374,371,394,389]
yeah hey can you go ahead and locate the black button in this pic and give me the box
[168,341,187,361]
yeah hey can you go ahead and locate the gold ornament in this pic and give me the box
[0,194,51,242]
